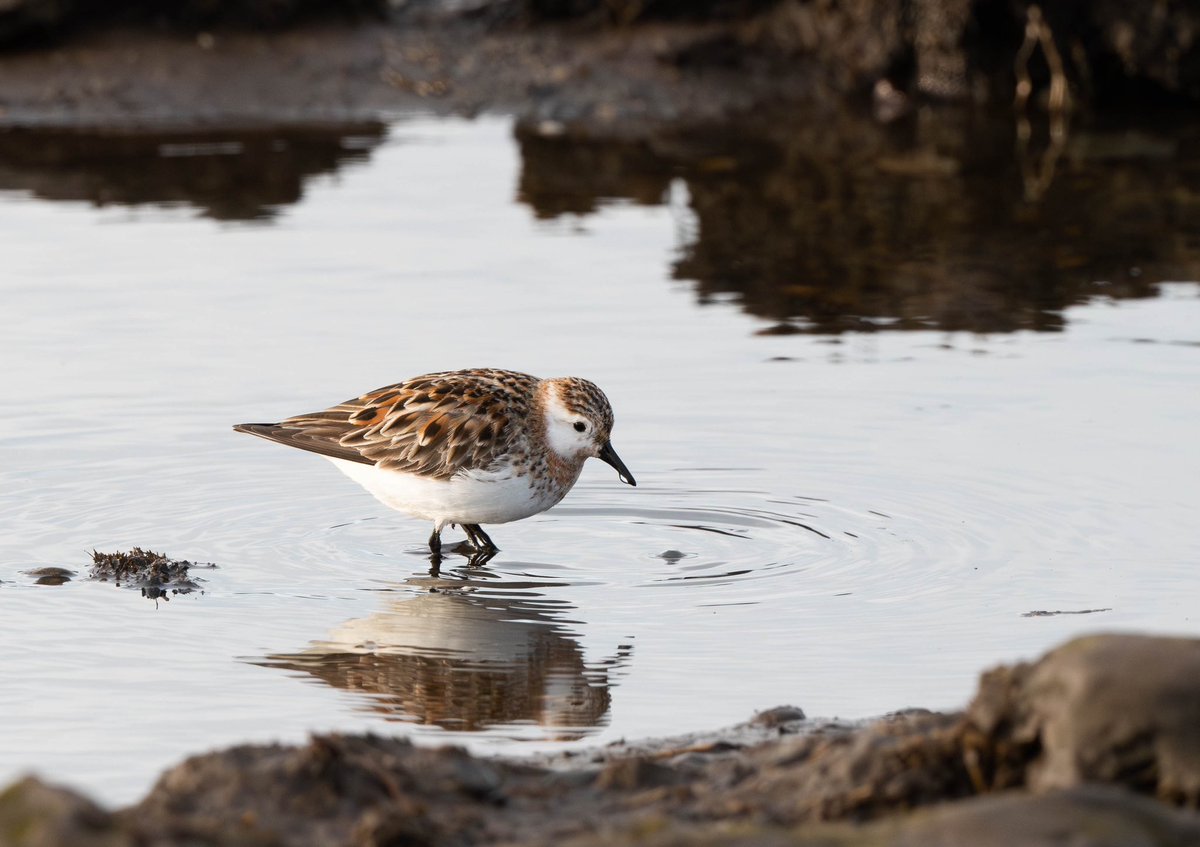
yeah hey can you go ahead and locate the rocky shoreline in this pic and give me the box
[5,634,1200,845]
[1,1,1199,133]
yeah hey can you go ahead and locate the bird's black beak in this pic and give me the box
[598,441,636,486]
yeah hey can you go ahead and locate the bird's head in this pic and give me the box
[540,377,635,486]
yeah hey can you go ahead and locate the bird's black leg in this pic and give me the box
[462,524,497,567]
[462,524,498,553]
[428,526,442,555]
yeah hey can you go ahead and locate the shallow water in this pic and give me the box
[1,115,1198,806]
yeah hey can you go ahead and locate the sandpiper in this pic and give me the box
[234,368,635,555]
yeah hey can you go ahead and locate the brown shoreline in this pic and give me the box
[5,634,1200,846]
[1,1,1199,136]
[0,16,814,133]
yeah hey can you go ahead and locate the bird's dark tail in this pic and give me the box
[233,422,282,440]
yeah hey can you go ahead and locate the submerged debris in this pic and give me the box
[23,567,76,586]
[89,548,212,599]
[1022,608,1112,618]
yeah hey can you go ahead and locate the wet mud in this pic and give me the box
[4,634,1200,845]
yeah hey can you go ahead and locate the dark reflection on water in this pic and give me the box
[2,110,1196,326]
[254,573,629,738]
[0,122,386,220]
[516,109,1200,333]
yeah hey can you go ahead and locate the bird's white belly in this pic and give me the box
[328,458,565,528]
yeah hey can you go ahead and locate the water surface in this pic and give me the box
[1,115,1198,805]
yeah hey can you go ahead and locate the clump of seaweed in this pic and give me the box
[89,547,213,600]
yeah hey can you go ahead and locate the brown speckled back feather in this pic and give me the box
[236,369,540,480]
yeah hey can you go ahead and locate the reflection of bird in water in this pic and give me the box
[257,588,631,738]
[234,369,635,558]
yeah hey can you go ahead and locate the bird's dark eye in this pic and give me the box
[574,421,587,432]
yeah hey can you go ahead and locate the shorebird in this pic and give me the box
[234,368,635,555]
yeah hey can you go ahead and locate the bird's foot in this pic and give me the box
[462,523,499,554]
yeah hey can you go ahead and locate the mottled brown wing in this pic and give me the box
[236,370,537,480]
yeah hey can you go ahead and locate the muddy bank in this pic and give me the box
[0,17,809,131]
[2,1,1200,132]
[5,633,1200,845]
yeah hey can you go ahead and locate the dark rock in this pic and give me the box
[1040,1,1200,103]
[125,734,510,845]
[0,776,133,847]
[0,0,74,46]
[701,710,970,823]
[750,706,806,728]
[22,567,76,586]
[965,634,1200,804]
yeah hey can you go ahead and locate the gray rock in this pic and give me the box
[967,634,1200,803]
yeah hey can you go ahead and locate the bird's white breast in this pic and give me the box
[328,458,569,529]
